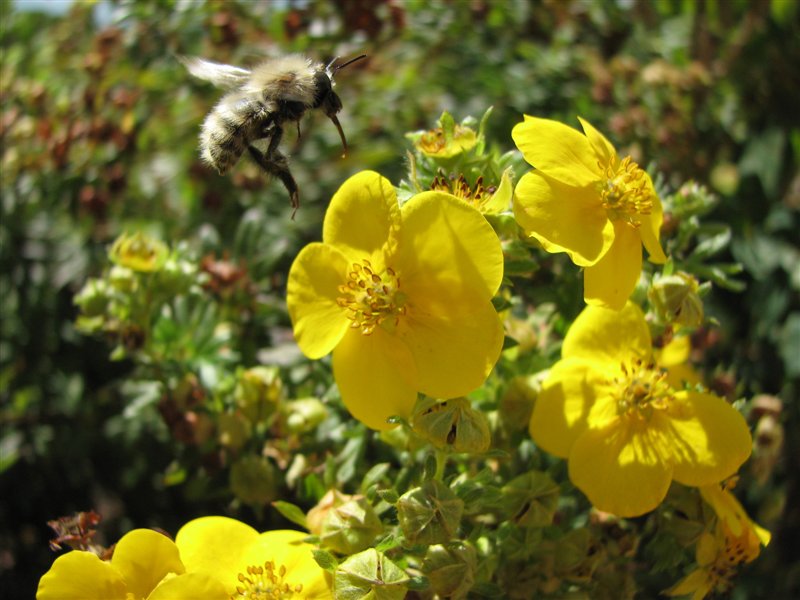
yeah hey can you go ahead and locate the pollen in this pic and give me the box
[431,173,494,210]
[336,259,407,335]
[598,155,653,227]
[232,560,303,599]
[612,357,674,420]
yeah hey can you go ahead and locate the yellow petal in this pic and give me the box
[529,357,613,458]
[397,191,503,298]
[148,573,228,600]
[513,171,614,266]
[577,117,616,168]
[668,392,752,487]
[569,421,673,517]
[37,551,127,600]
[640,177,667,264]
[482,167,513,214]
[322,171,400,265]
[664,566,713,599]
[562,302,652,367]
[287,243,351,359]
[175,516,258,590]
[583,222,643,310]
[398,298,503,400]
[658,335,691,368]
[700,484,771,546]
[511,115,601,187]
[240,531,333,600]
[332,328,418,430]
[111,529,184,600]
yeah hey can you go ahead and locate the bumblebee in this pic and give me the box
[183,53,365,216]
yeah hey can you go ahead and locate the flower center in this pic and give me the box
[232,560,303,599]
[431,173,494,210]
[336,259,407,335]
[598,155,653,227]
[612,358,674,420]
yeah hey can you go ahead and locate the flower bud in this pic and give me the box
[313,492,383,555]
[411,112,477,159]
[501,471,559,528]
[649,272,704,328]
[229,455,276,508]
[422,542,477,600]
[334,548,409,600]
[235,366,282,422]
[108,265,136,293]
[285,397,328,434]
[108,231,169,272]
[217,411,251,451]
[498,375,539,432]
[74,278,112,316]
[411,397,491,454]
[397,480,463,545]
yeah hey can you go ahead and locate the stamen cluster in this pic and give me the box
[233,560,303,599]
[336,259,406,335]
[612,357,674,420]
[598,155,653,227]
[431,173,494,209]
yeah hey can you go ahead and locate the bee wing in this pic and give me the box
[180,56,252,89]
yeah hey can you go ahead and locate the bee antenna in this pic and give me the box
[327,54,367,78]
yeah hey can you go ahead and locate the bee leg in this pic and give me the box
[247,144,300,219]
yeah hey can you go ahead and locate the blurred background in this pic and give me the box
[1,0,798,597]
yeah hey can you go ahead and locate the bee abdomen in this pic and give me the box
[199,96,272,174]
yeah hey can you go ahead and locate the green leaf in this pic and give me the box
[272,501,308,529]
[312,548,339,572]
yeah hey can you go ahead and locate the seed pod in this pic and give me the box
[411,397,491,454]
[334,548,408,600]
[397,479,463,545]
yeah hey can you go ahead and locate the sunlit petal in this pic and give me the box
[577,117,616,167]
[37,551,127,600]
[640,180,667,263]
[569,422,673,517]
[148,573,228,600]
[511,115,601,186]
[287,243,350,359]
[583,222,643,310]
[397,192,503,298]
[562,302,651,365]
[322,170,400,264]
[111,529,184,600]
[668,391,752,486]
[513,171,613,266]
[399,299,503,400]
[332,328,418,430]
[529,357,613,457]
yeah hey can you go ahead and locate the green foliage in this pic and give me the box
[1,0,798,598]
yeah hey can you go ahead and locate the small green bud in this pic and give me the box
[411,397,491,454]
[229,455,276,508]
[501,471,559,528]
[397,480,463,545]
[334,548,409,600]
[649,272,704,328]
[307,490,383,554]
[108,265,136,293]
[235,366,282,422]
[74,278,112,316]
[285,397,328,434]
[109,231,169,272]
[422,542,477,600]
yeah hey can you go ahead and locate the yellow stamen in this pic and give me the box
[612,357,674,420]
[336,259,406,335]
[231,560,303,599]
[598,155,653,227]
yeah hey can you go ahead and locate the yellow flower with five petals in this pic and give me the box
[287,171,504,430]
[529,302,752,517]
[175,516,331,599]
[37,528,227,600]
[512,116,667,310]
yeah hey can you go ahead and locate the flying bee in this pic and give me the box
[182,53,366,217]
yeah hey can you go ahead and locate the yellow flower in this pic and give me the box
[529,302,752,517]
[175,516,332,599]
[512,116,667,310]
[37,528,227,600]
[666,483,770,600]
[287,171,504,430]
[430,167,513,215]
[109,231,169,272]
[415,124,477,158]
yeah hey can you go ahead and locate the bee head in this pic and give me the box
[315,54,366,156]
